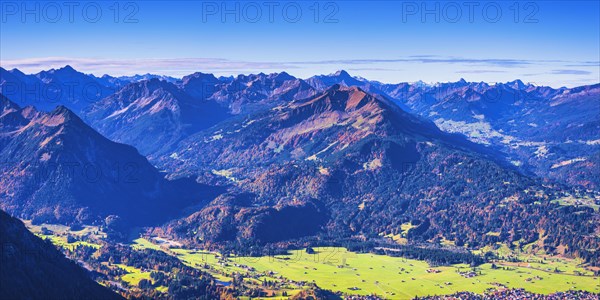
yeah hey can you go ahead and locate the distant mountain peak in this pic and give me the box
[117,73,179,84]
[412,80,431,88]
[182,72,219,84]
[271,71,295,81]
[306,70,366,91]
[47,65,80,76]
[61,64,76,72]
[509,79,524,84]
[218,75,234,82]
[8,68,28,77]
[506,79,528,89]
[333,70,351,77]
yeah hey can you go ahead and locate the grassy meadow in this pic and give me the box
[22,221,600,299]
[133,239,600,299]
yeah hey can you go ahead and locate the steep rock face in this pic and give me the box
[0,209,123,300]
[84,78,229,157]
[0,95,223,226]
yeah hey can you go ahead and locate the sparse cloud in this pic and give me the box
[456,70,507,74]
[3,56,596,73]
[564,61,600,67]
[551,69,592,75]
[414,58,531,67]
[346,68,401,72]
[290,57,534,67]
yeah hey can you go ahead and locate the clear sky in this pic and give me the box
[1,1,598,87]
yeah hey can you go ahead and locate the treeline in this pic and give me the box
[204,236,484,267]
[371,246,484,266]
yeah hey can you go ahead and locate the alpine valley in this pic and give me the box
[0,67,599,299]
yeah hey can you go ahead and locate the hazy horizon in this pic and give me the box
[3,63,598,89]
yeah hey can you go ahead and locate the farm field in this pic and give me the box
[552,195,600,212]
[132,239,308,298]
[230,247,600,298]
[113,264,152,286]
[23,220,102,250]
[20,224,600,299]
[133,238,600,299]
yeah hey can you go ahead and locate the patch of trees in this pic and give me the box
[372,246,484,266]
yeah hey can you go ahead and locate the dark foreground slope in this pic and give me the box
[0,209,123,300]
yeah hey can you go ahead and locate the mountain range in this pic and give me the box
[83,71,317,158]
[4,67,595,188]
[154,85,598,262]
[0,66,598,264]
[306,72,600,190]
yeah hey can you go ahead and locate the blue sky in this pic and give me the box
[1,1,598,87]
